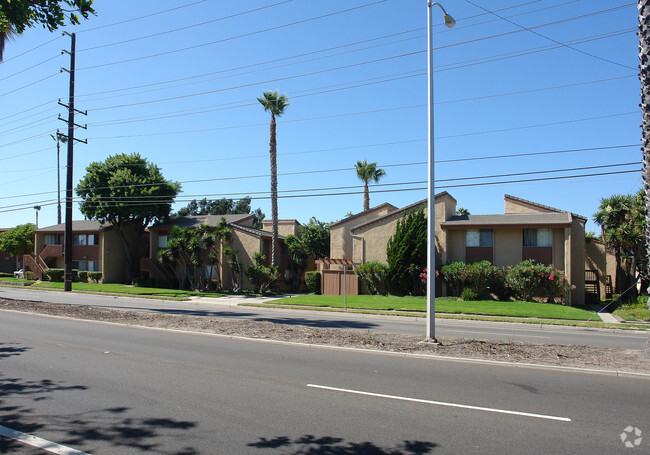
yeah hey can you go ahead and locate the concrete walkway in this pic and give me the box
[588,304,620,324]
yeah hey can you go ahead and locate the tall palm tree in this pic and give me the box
[258,90,289,267]
[639,0,650,308]
[355,160,386,211]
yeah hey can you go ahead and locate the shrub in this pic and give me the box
[305,271,321,294]
[440,261,467,297]
[25,271,36,281]
[78,271,89,283]
[88,271,102,283]
[245,252,279,293]
[355,261,388,295]
[44,268,64,282]
[460,287,479,301]
[504,260,573,303]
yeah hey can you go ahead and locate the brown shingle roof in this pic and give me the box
[36,220,108,232]
[150,214,254,230]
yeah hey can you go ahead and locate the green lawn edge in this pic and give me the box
[242,302,649,330]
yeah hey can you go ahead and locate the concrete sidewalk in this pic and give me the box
[188,294,290,306]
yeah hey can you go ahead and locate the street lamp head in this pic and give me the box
[443,13,455,28]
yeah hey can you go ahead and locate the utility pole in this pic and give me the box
[59,31,87,292]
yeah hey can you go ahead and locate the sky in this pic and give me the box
[0,0,642,234]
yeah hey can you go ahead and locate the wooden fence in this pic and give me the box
[321,269,358,296]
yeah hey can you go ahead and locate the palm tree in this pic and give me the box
[51,130,68,224]
[639,0,650,308]
[355,160,386,211]
[258,90,289,267]
[0,24,15,62]
[33,205,41,228]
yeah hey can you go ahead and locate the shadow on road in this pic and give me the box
[247,435,438,454]
[251,317,379,330]
[0,342,199,454]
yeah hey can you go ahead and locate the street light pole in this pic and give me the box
[426,2,455,341]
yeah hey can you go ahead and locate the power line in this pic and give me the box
[78,0,295,52]
[4,168,637,214]
[463,0,636,71]
[77,1,390,71]
[1,159,637,205]
[78,0,209,33]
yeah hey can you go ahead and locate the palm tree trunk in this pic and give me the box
[270,113,279,267]
[639,0,650,308]
[363,181,369,211]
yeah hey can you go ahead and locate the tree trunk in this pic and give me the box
[363,181,369,211]
[270,113,279,267]
[639,0,650,308]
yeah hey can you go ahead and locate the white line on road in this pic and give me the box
[0,425,90,455]
[307,384,572,422]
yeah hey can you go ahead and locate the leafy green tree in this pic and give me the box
[456,207,470,216]
[0,0,95,60]
[354,160,385,211]
[594,191,646,299]
[176,197,265,228]
[0,223,35,259]
[76,153,180,282]
[300,217,330,259]
[386,208,427,295]
[258,90,289,267]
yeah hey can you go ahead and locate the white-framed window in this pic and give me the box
[158,235,168,248]
[88,261,99,272]
[88,234,98,246]
[466,229,493,247]
[523,228,552,247]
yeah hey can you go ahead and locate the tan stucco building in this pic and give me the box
[327,194,587,305]
[24,220,147,283]
[146,214,297,291]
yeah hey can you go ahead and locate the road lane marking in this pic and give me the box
[0,425,90,455]
[307,384,572,422]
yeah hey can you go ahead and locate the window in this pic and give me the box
[44,234,58,245]
[523,228,552,247]
[466,229,493,247]
[72,260,87,271]
[72,234,87,246]
[158,235,168,248]
[88,261,99,272]
[88,234,98,245]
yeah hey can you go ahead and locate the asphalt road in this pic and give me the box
[0,311,648,454]
[1,287,648,350]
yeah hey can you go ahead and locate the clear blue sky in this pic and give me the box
[0,0,641,234]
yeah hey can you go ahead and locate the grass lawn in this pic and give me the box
[613,297,650,322]
[0,277,33,283]
[30,281,226,299]
[275,294,601,321]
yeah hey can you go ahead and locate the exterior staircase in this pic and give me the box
[23,245,64,281]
